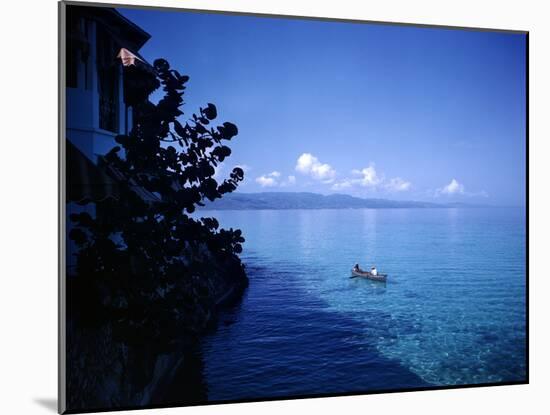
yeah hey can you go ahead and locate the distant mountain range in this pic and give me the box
[200,192,482,210]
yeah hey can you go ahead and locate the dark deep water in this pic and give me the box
[201,263,429,401]
[190,208,526,401]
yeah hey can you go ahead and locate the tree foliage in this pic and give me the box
[68,59,246,348]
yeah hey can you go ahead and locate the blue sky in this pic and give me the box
[119,7,526,206]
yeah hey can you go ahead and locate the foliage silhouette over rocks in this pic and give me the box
[68,58,247,350]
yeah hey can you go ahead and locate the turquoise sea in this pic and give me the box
[199,208,526,400]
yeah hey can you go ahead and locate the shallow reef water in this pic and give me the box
[198,208,526,400]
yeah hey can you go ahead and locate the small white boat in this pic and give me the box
[350,268,387,282]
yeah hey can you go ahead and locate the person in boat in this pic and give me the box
[353,263,360,272]
[371,266,378,276]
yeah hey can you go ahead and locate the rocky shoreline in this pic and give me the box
[66,253,248,412]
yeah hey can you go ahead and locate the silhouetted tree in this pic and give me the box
[68,59,246,349]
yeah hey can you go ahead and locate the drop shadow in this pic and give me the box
[34,398,57,412]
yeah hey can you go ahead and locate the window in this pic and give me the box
[66,44,78,88]
[97,26,120,133]
[66,13,81,88]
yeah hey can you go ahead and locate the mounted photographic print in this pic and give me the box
[59,1,528,413]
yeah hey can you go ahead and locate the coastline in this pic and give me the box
[65,252,248,411]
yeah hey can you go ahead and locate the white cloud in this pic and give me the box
[352,164,381,187]
[295,155,412,195]
[386,177,412,192]
[434,179,488,198]
[296,153,336,183]
[331,180,353,191]
[281,175,297,187]
[255,171,281,187]
[255,176,277,187]
[256,172,297,188]
[331,164,412,194]
[440,178,465,195]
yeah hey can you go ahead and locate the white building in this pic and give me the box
[65,6,157,275]
[66,5,152,161]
